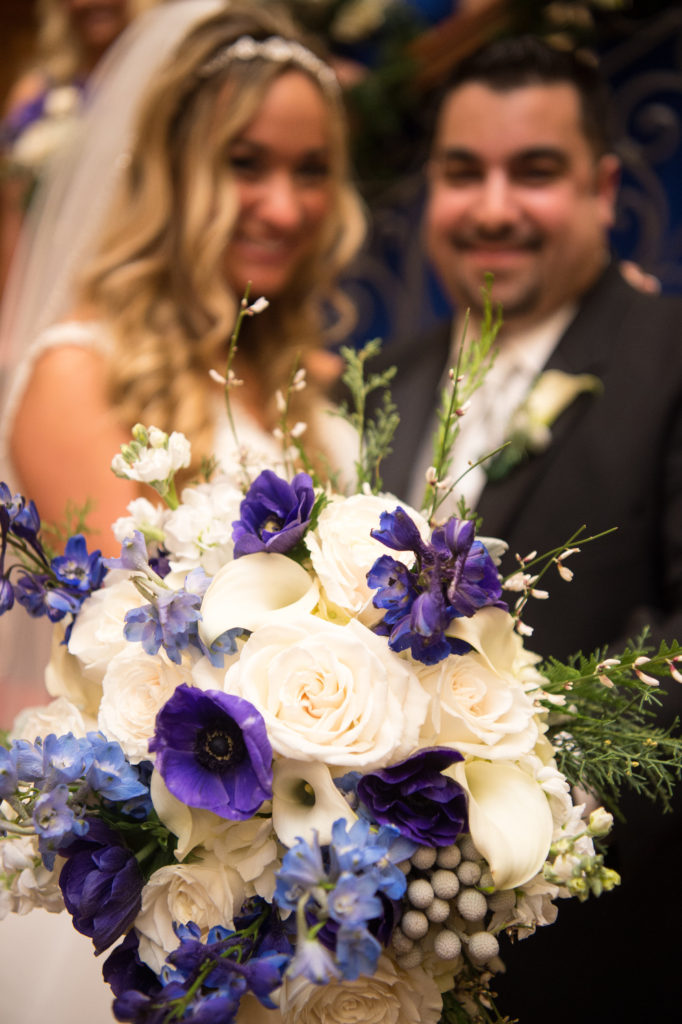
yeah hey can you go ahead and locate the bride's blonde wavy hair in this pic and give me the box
[79,3,365,479]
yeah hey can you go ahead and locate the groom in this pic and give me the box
[368,36,682,1022]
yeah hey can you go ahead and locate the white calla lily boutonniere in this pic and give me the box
[486,369,603,483]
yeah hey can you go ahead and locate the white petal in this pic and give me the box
[199,553,319,645]
[450,759,553,890]
[272,759,356,847]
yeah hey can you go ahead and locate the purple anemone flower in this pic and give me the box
[232,470,314,557]
[357,747,468,847]
[149,684,272,819]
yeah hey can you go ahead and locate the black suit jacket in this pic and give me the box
[361,263,682,1022]
[376,262,682,662]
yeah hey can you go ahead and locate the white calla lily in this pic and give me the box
[450,759,553,891]
[272,759,357,847]
[199,552,319,646]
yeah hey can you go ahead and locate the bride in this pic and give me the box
[0,2,364,1020]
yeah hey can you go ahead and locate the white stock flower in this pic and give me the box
[112,429,191,484]
[225,616,428,770]
[199,553,319,647]
[11,696,94,743]
[0,836,64,917]
[135,853,247,974]
[150,772,279,899]
[163,479,242,574]
[449,759,554,891]
[305,494,429,627]
[68,574,147,683]
[420,607,539,760]
[279,954,442,1024]
[98,649,185,762]
[271,759,357,847]
[112,497,167,546]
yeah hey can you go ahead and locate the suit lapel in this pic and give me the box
[475,263,629,537]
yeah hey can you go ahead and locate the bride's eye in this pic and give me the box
[227,148,264,179]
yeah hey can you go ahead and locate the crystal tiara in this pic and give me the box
[199,35,339,95]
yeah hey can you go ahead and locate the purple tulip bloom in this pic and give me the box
[59,817,144,954]
[232,470,314,557]
[149,685,272,819]
[357,747,468,847]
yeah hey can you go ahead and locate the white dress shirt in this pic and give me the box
[407,304,576,518]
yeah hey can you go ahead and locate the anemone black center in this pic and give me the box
[195,721,246,773]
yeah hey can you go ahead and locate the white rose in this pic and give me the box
[11,696,94,743]
[420,607,539,760]
[280,954,442,1024]
[68,574,146,683]
[305,494,428,627]
[150,772,280,898]
[164,479,242,575]
[98,649,185,762]
[226,616,429,770]
[135,853,246,974]
[44,622,102,716]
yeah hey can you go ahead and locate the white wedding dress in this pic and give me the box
[0,319,358,1024]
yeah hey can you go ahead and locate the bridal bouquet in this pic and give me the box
[1,319,681,1024]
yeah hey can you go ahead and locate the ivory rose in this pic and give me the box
[97,649,185,762]
[134,853,246,974]
[419,607,540,760]
[225,616,429,770]
[151,772,280,898]
[305,493,428,626]
[11,696,94,743]
[279,954,442,1024]
[67,573,147,683]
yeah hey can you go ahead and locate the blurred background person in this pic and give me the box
[0,3,365,1021]
[0,0,163,293]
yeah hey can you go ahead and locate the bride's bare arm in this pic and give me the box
[10,345,140,555]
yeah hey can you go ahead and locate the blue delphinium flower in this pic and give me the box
[59,816,145,954]
[276,817,410,983]
[0,746,18,798]
[85,732,150,803]
[149,684,272,819]
[32,783,89,867]
[288,935,341,984]
[41,732,93,786]
[335,925,382,981]
[368,506,505,665]
[51,533,106,593]
[357,746,468,847]
[232,469,315,557]
[274,829,326,911]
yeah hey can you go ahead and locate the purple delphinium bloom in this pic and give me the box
[149,685,272,819]
[0,576,14,613]
[232,470,315,557]
[357,747,468,846]
[51,534,106,593]
[368,506,505,665]
[59,817,145,954]
[335,925,382,981]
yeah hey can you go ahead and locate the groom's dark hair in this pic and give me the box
[438,35,615,158]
